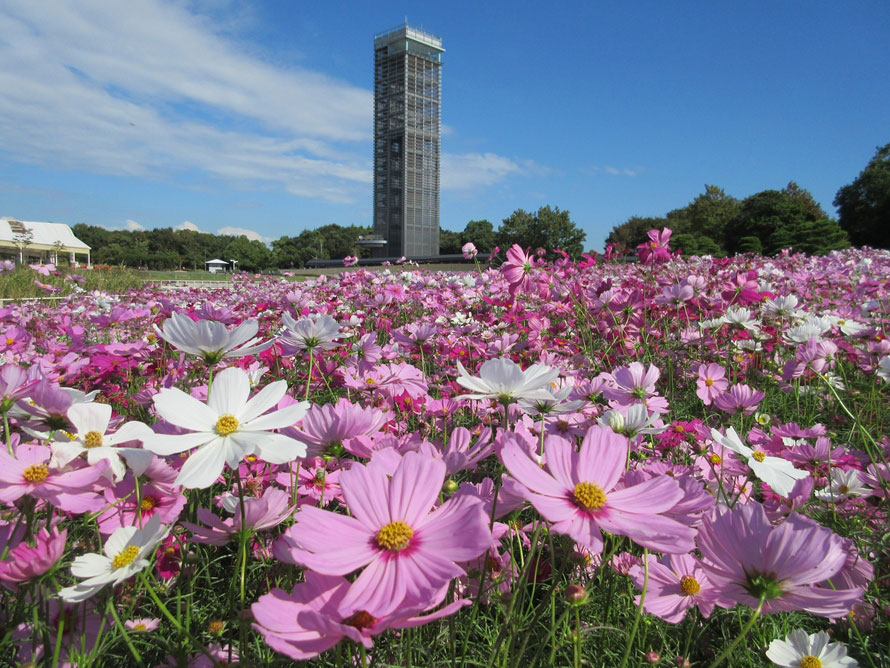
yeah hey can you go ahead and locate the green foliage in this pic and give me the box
[834,142,890,248]
[607,182,847,257]
[439,228,462,254]
[736,236,763,254]
[461,219,496,252]
[496,206,586,258]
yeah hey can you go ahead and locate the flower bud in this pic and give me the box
[564,584,587,604]
[645,651,660,663]
[442,479,459,494]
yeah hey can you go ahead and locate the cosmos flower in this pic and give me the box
[145,367,309,489]
[695,363,729,405]
[273,451,491,617]
[59,514,169,602]
[628,552,720,623]
[0,527,67,583]
[501,426,696,555]
[154,312,273,365]
[710,427,809,498]
[280,313,341,352]
[696,502,864,617]
[455,358,558,404]
[766,629,858,667]
[50,402,153,482]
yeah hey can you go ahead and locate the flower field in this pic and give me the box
[1,237,889,667]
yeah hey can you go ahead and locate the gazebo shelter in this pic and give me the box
[0,218,91,267]
[205,259,230,274]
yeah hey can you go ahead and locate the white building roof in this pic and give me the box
[0,218,90,251]
[205,258,229,264]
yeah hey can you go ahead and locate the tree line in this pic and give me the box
[606,141,889,256]
[72,224,371,272]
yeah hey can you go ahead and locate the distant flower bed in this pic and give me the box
[0,238,888,667]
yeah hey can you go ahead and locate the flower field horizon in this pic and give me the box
[1,236,888,667]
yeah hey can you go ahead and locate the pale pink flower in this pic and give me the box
[500,244,535,295]
[183,487,294,546]
[628,553,719,623]
[695,363,729,405]
[501,426,695,555]
[0,527,67,583]
[696,502,864,617]
[712,383,765,415]
[274,452,491,616]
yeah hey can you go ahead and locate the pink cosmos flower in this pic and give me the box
[124,617,161,632]
[461,242,478,259]
[252,571,470,660]
[274,451,491,616]
[712,383,765,416]
[97,479,186,535]
[183,487,294,546]
[287,398,387,458]
[501,244,535,296]
[628,553,719,623]
[636,228,672,264]
[0,443,109,513]
[501,426,696,556]
[0,527,67,583]
[603,362,661,404]
[695,363,729,405]
[696,502,865,617]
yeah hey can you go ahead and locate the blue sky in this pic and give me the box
[1,1,888,251]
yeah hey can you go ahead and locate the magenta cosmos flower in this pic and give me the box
[500,244,535,295]
[501,426,696,555]
[274,451,491,616]
[252,572,469,661]
[696,502,865,617]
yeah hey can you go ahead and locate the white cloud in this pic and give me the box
[177,221,201,232]
[217,226,271,243]
[441,152,542,190]
[124,219,145,231]
[584,165,643,177]
[0,1,372,203]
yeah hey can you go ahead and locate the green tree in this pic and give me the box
[834,142,890,248]
[460,220,495,252]
[223,236,272,272]
[438,228,461,254]
[496,206,586,258]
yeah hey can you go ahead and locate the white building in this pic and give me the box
[0,218,91,266]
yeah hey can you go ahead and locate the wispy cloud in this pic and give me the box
[0,1,372,203]
[582,165,643,178]
[177,221,201,232]
[217,226,272,244]
[124,219,145,231]
[441,152,544,190]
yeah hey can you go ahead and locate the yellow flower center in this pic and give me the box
[23,464,49,483]
[208,619,224,634]
[141,497,157,512]
[709,454,722,465]
[215,414,239,436]
[5,338,14,346]
[573,482,607,511]
[751,451,766,462]
[838,485,849,494]
[83,431,103,448]
[705,378,714,387]
[133,623,148,631]
[375,521,414,551]
[680,576,701,595]
[799,657,821,668]
[112,545,140,570]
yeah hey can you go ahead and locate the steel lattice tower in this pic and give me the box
[372,24,443,257]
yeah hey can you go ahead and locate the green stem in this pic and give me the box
[618,548,649,668]
[106,597,144,667]
[138,571,223,667]
[51,605,66,668]
[235,472,250,655]
[706,596,765,668]
[573,607,582,668]
[305,347,315,400]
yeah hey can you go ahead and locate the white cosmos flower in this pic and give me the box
[761,294,804,320]
[766,629,858,667]
[59,514,169,602]
[784,315,833,344]
[815,469,871,502]
[722,306,761,332]
[517,385,585,417]
[50,403,154,482]
[876,356,890,383]
[455,358,559,403]
[598,403,666,438]
[710,426,809,498]
[154,312,273,364]
[280,313,341,352]
[145,367,309,489]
